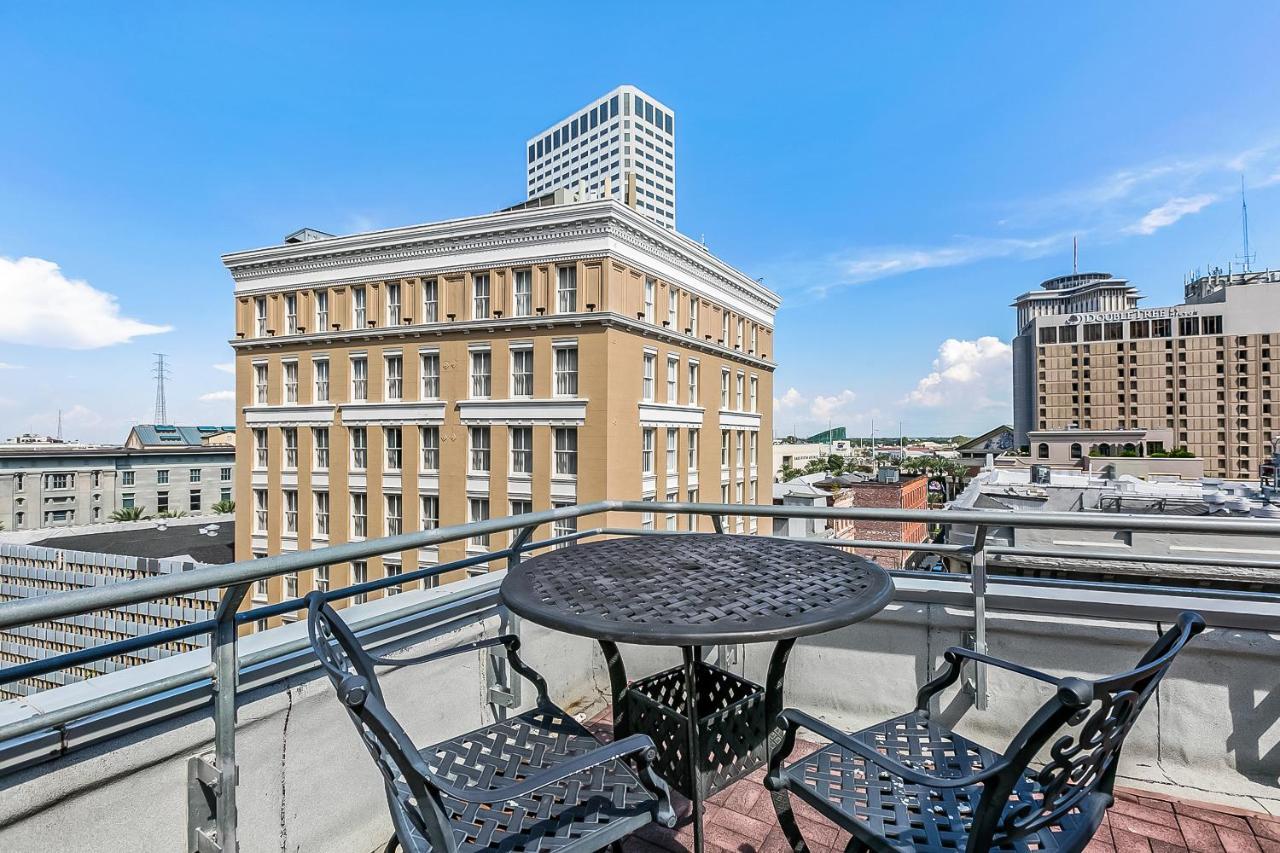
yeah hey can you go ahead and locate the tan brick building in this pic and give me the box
[1012,270,1280,479]
[829,473,929,569]
[222,198,778,626]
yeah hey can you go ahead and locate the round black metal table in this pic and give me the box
[501,534,894,853]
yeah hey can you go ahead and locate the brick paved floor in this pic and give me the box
[585,709,1280,853]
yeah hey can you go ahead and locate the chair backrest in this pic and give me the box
[972,611,1205,850]
[306,593,455,853]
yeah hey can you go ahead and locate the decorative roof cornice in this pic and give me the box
[222,200,780,315]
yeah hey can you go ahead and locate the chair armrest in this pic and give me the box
[771,709,1002,790]
[367,634,551,706]
[915,646,1060,711]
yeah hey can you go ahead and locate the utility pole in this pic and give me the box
[153,354,170,424]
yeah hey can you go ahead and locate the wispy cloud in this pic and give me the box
[212,362,235,374]
[1124,194,1218,236]
[199,390,235,402]
[0,362,22,370]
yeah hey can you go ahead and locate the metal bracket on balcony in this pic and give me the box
[486,617,522,711]
[187,752,228,853]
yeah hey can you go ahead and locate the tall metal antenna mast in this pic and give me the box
[153,354,170,424]
[1238,176,1256,273]
[1073,236,1078,274]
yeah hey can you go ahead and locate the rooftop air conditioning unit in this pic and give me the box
[1030,464,1051,485]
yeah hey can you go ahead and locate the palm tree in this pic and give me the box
[110,506,149,522]
[157,510,189,519]
[212,500,235,514]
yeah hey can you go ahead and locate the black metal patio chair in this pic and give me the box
[305,593,677,853]
[765,611,1205,853]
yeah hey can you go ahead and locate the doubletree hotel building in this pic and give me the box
[1012,269,1280,479]
[221,195,778,627]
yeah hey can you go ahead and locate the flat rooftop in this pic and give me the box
[29,520,234,564]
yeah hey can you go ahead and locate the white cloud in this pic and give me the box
[773,386,861,428]
[212,362,235,374]
[199,390,236,402]
[1125,194,1218,236]
[810,390,857,421]
[0,362,22,369]
[60,404,104,429]
[773,387,805,411]
[905,337,1012,411]
[0,257,172,349]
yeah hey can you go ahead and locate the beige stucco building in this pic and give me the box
[222,198,778,626]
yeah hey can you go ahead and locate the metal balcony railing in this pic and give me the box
[2,500,1280,852]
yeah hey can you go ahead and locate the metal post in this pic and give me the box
[969,525,989,711]
[489,528,535,712]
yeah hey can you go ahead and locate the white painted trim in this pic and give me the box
[718,410,763,431]
[456,398,587,426]
[637,403,705,428]
[338,402,446,425]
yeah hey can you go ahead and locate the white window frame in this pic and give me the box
[386,493,402,536]
[314,490,329,535]
[282,427,298,470]
[513,269,532,317]
[420,350,440,399]
[314,289,328,331]
[472,273,490,319]
[510,426,533,475]
[422,278,438,323]
[554,427,578,476]
[254,363,268,405]
[642,428,655,474]
[312,427,329,470]
[385,354,403,400]
[666,428,678,474]
[283,361,298,404]
[643,278,655,323]
[284,293,297,334]
[420,426,439,471]
[420,495,439,530]
[470,349,491,399]
[642,352,656,402]
[313,358,329,402]
[554,344,579,397]
[469,426,491,473]
[254,296,267,337]
[352,285,366,328]
[351,493,367,538]
[350,355,368,401]
[350,427,367,470]
[510,346,533,398]
[386,281,402,325]
[556,266,577,313]
[385,426,402,471]
[666,356,678,404]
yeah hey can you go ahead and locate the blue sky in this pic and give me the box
[2,3,1279,441]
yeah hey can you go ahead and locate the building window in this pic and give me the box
[736,373,745,410]
[1037,442,1049,459]
[285,572,299,600]
[555,345,579,396]
[469,426,491,473]
[282,428,298,469]
[722,310,730,344]
[220,467,232,482]
[253,489,267,532]
[313,358,329,402]
[254,296,267,336]
[122,470,135,487]
[189,490,202,512]
[556,266,577,313]
[736,431,745,468]
[422,278,438,323]
[385,354,402,400]
[642,352,656,401]
[641,498,654,530]
[749,432,758,467]
[314,490,329,535]
[420,426,439,471]
[513,270,532,317]
[313,427,329,469]
[749,376,758,412]
[254,429,268,468]
[721,430,730,467]
[668,286,677,327]
[689,296,699,337]
[688,429,699,470]
[667,428,678,474]
[351,356,368,401]
[352,285,366,328]
[471,350,491,398]
[667,356,679,403]
[751,325,758,353]
[643,278,655,323]
[737,318,745,349]
[351,493,367,538]
[510,500,532,526]
[421,351,440,399]
[688,363,699,404]
[385,426,402,470]
[284,293,297,334]
[386,494,402,536]
[511,427,533,474]
[386,281,402,325]
[554,427,578,476]
[642,428,655,474]
[283,489,298,533]
[1070,442,1083,460]
[283,361,298,403]
[351,427,367,469]
[156,469,169,485]
[420,495,438,530]
[552,505,576,548]
[472,273,490,319]
[511,347,533,397]
[721,369,730,408]
[385,562,402,595]
[121,494,134,509]
[469,498,490,547]
[254,364,268,404]
[314,290,328,330]
[315,565,330,593]
[352,561,368,604]
[666,491,678,530]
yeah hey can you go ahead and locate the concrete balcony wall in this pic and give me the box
[2,578,1278,852]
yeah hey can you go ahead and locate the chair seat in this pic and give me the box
[393,704,656,853]
[780,711,1098,853]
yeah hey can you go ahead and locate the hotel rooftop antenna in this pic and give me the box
[1237,176,1256,273]
[153,353,170,425]
[1073,236,1078,274]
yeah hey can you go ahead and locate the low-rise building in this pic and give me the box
[0,427,237,531]
[829,469,929,569]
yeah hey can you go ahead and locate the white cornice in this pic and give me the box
[638,402,705,428]
[456,398,587,426]
[221,200,780,319]
[243,405,336,427]
[338,402,447,425]
[718,410,763,431]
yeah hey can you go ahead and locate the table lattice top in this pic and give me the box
[501,534,894,645]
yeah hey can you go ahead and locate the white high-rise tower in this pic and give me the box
[526,85,676,229]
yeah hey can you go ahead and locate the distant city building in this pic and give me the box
[526,85,676,229]
[1012,269,1280,478]
[125,424,236,449]
[0,516,231,699]
[0,427,237,531]
[828,469,929,569]
[955,425,1015,466]
[946,466,1280,590]
[222,195,777,627]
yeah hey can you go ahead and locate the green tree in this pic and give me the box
[110,506,149,522]
[157,510,189,519]
[777,465,801,483]
[212,499,236,514]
